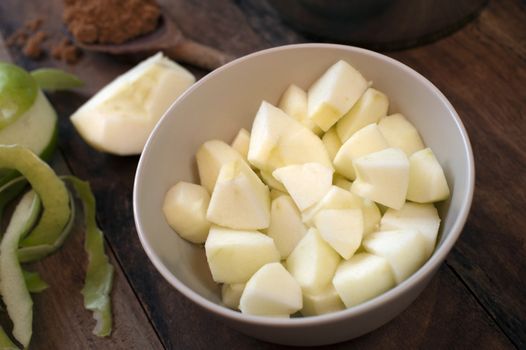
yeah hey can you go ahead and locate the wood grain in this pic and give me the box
[0,0,524,349]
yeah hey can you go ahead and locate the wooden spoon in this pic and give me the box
[75,13,234,71]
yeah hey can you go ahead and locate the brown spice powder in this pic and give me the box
[63,0,161,45]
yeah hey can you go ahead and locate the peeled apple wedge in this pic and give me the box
[336,88,389,142]
[380,202,440,258]
[286,228,340,293]
[204,226,280,283]
[278,84,321,134]
[377,114,425,156]
[248,101,332,172]
[321,127,342,161]
[272,162,333,211]
[259,170,286,192]
[207,159,270,230]
[363,229,428,283]
[351,148,409,210]
[267,195,308,259]
[231,128,251,160]
[302,186,362,226]
[307,60,368,131]
[407,148,450,203]
[314,208,363,259]
[70,52,195,155]
[222,283,245,310]
[239,262,302,317]
[332,253,395,308]
[301,283,345,317]
[162,181,211,244]
[269,189,286,200]
[334,123,389,180]
[333,173,352,190]
[196,140,245,193]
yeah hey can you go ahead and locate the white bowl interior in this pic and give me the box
[134,44,473,330]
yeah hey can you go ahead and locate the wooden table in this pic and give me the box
[0,0,524,349]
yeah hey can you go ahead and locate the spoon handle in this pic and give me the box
[164,39,234,71]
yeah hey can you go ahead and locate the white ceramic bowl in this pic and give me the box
[133,44,474,346]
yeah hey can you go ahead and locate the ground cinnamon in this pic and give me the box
[63,0,161,45]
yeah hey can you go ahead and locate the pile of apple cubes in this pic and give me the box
[163,60,450,317]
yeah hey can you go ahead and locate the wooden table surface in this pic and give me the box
[0,0,524,349]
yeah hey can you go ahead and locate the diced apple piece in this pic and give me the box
[363,229,427,283]
[273,163,333,211]
[196,140,245,193]
[239,263,302,316]
[207,159,270,230]
[307,60,368,131]
[380,202,440,259]
[301,283,345,316]
[231,128,251,160]
[269,189,287,200]
[286,228,341,293]
[333,173,352,190]
[278,84,322,134]
[314,208,363,259]
[407,148,450,203]
[378,114,424,156]
[334,123,389,180]
[162,181,211,243]
[332,253,395,308]
[336,88,389,142]
[267,195,307,259]
[351,148,409,210]
[205,226,280,283]
[248,101,332,172]
[361,199,382,235]
[321,127,342,161]
[302,186,362,226]
[259,170,286,192]
[222,283,245,310]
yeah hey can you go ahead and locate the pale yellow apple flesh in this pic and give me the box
[378,113,425,156]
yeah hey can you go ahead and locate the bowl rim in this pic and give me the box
[133,43,475,327]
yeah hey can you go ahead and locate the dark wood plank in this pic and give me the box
[386,0,526,347]
[0,13,164,350]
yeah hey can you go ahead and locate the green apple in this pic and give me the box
[301,283,345,316]
[267,195,307,259]
[314,208,363,259]
[334,123,389,180]
[378,113,424,156]
[286,228,340,293]
[321,127,342,161]
[407,148,450,203]
[248,101,332,172]
[278,84,321,134]
[0,62,38,129]
[196,139,245,193]
[307,60,368,131]
[351,148,409,210]
[231,128,250,160]
[162,181,211,244]
[332,253,395,308]
[363,229,427,283]
[336,88,389,142]
[221,283,245,310]
[70,53,195,155]
[204,226,280,283]
[273,162,333,211]
[380,202,440,258]
[239,262,302,316]
[207,159,270,230]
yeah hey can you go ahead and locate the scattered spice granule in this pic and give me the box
[63,0,161,45]
[25,17,43,32]
[51,37,82,64]
[23,30,47,59]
